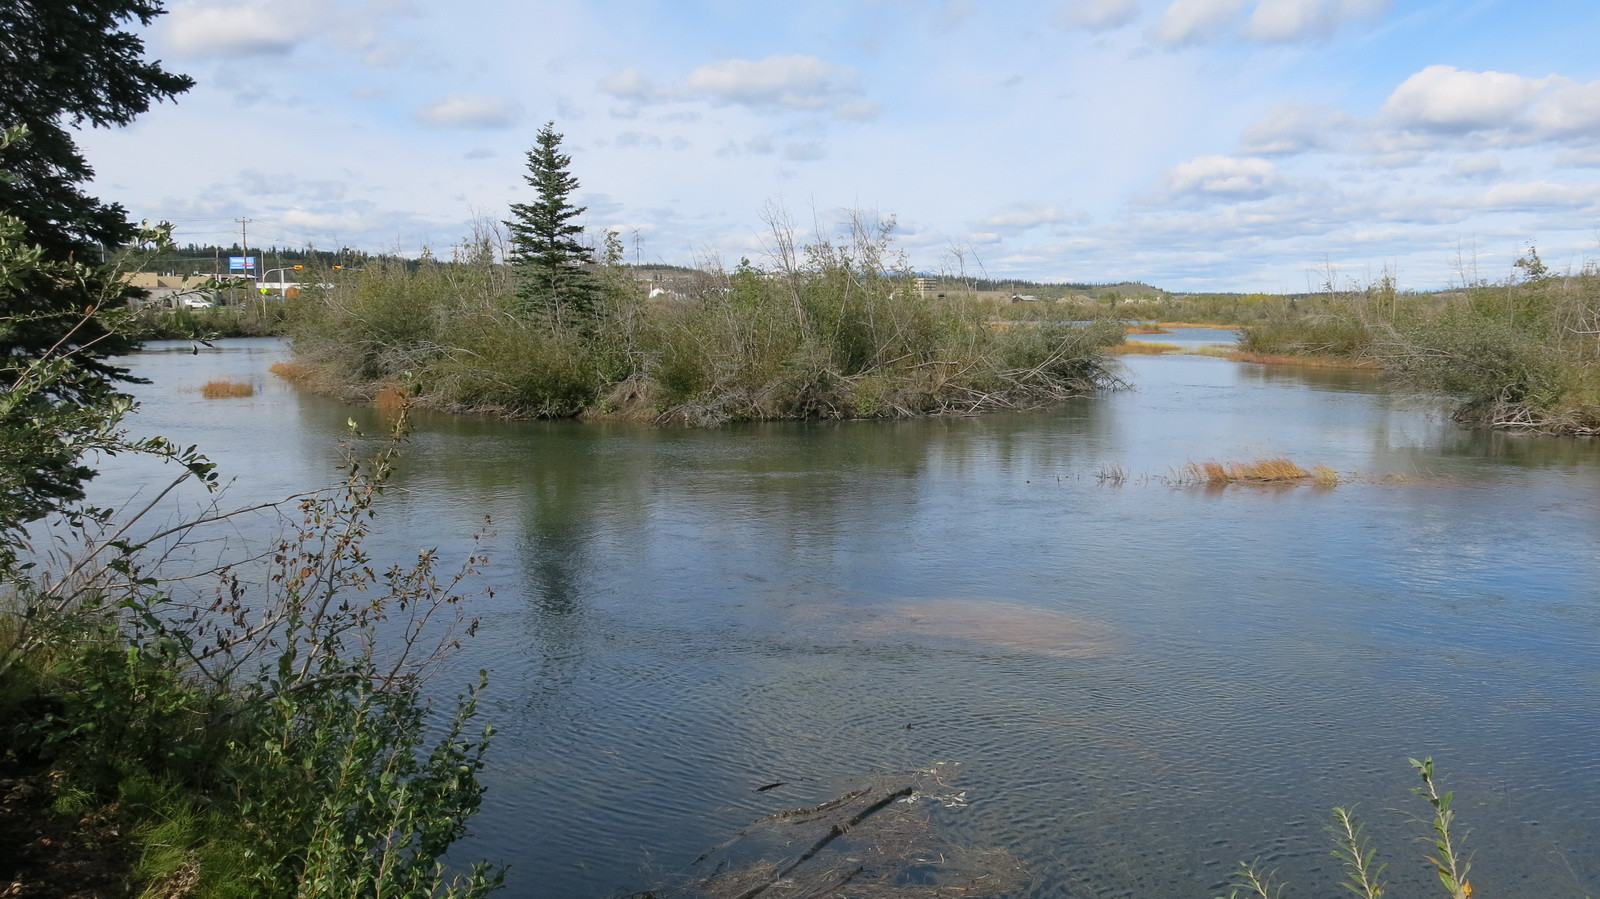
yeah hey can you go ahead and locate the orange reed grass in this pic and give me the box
[373,385,409,414]
[200,379,255,399]
[1184,457,1312,484]
[269,361,312,382]
[1111,341,1182,355]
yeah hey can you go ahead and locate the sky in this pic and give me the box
[76,0,1600,292]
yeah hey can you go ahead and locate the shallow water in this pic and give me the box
[106,338,1600,897]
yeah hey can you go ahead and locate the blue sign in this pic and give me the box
[229,256,257,271]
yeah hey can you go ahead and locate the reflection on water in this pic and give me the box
[104,341,1600,897]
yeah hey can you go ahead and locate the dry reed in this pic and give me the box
[200,379,254,399]
[1195,346,1380,369]
[1184,457,1310,484]
[1111,341,1182,355]
[373,385,409,414]
[268,361,311,382]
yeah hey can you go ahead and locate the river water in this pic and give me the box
[106,336,1600,897]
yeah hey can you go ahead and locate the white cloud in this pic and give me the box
[1383,65,1548,134]
[1240,102,1352,154]
[1451,154,1501,179]
[1379,66,1600,150]
[1162,155,1282,198]
[1529,79,1600,139]
[1477,181,1600,212]
[412,94,520,129]
[1052,0,1141,32]
[835,101,885,122]
[1244,0,1390,42]
[983,203,1069,232]
[1151,0,1387,45]
[163,0,317,57]
[1555,148,1600,168]
[681,55,859,110]
[598,68,656,102]
[598,55,862,113]
[1152,0,1247,45]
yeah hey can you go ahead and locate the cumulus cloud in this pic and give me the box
[598,55,863,114]
[598,68,655,102]
[983,203,1070,232]
[1051,0,1141,32]
[1152,0,1247,45]
[1162,155,1282,198]
[163,0,317,57]
[238,170,346,200]
[1451,154,1501,179]
[412,94,520,129]
[1240,102,1352,154]
[1477,181,1600,212]
[1152,0,1387,45]
[1555,148,1600,168]
[1244,0,1389,42]
[1383,66,1548,134]
[1380,66,1600,147]
[835,100,885,122]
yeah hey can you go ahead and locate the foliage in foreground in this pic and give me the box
[1221,757,1471,899]
[3,207,500,895]
[286,213,1126,424]
[1,418,503,896]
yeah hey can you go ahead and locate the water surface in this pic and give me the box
[107,339,1600,897]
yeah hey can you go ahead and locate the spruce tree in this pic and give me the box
[0,1,191,532]
[505,122,598,328]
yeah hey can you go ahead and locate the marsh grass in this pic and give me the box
[1110,340,1183,355]
[1222,757,1470,899]
[1183,457,1310,484]
[198,378,254,398]
[268,360,310,382]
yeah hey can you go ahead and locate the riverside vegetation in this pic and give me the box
[1,2,501,891]
[1191,250,1600,436]
[282,214,1127,425]
[1,195,502,896]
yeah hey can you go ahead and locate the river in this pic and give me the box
[104,336,1600,897]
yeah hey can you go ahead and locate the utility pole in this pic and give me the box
[236,217,253,281]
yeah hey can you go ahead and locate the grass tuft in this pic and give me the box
[268,361,310,382]
[1111,340,1183,355]
[1183,457,1312,484]
[199,379,254,399]
[373,385,409,414]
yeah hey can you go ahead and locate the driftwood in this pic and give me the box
[637,766,1030,899]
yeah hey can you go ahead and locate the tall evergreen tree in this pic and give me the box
[505,122,598,327]
[0,0,192,531]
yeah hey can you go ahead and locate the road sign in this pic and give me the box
[229,256,257,271]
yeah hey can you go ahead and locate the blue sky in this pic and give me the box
[79,0,1600,291]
